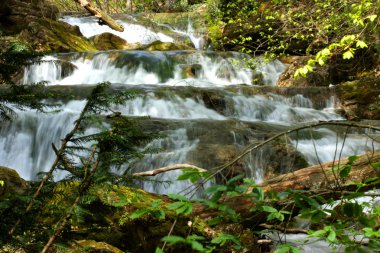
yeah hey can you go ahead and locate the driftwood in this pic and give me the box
[73,0,124,32]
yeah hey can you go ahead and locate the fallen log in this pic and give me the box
[259,150,380,192]
[73,0,124,32]
[192,150,380,224]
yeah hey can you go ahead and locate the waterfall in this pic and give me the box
[2,15,379,200]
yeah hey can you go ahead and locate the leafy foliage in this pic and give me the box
[207,0,379,76]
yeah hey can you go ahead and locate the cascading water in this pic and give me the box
[60,16,174,44]
[3,15,380,202]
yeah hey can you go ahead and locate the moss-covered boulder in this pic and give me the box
[18,19,97,52]
[0,166,28,196]
[89,32,141,51]
[0,0,97,53]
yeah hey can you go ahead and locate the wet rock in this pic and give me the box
[181,63,202,78]
[0,166,28,196]
[90,32,141,51]
[139,40,193,51]
[337,77,380,120]
[277,56,331,87]
[201,90,227,114]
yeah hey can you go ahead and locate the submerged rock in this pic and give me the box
[180,63,202,78]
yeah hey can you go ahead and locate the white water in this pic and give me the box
[231,94,343,123]
[0,101,84,180]
[133,128,207,197]
[61,16,174,44]
[22,51,262,86]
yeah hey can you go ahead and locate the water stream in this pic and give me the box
[1,15,380,252]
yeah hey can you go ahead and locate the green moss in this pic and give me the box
[19,19,97,53]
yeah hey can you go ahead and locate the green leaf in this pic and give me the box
[370,162,380,169]
[262,206,277,213]
[356,40,368,49]
[191,241,204,251]
[359,216,376,227]
[348,155,359,164]
[339,165,351,178]
[155,247,164,253]
[342,202,362,217]
[309,229,326,237]
[327,230,336,242]
[130,209,148,219]
[268,212,284,222]
[176,202,193,215]
[167,194,188,201]
[161,235,186,245]
[154,210,166,220]
[366,14,378,22]
[343,50,354,60]
[205,185,227,194]
[167,201,185,210]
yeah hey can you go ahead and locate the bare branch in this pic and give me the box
[132,164,205,177]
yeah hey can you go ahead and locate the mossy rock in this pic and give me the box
[89,32,141,51]
[66,240,123,253]
[18,19,97,52]
[139,40,193,51]
[0,166,29,196]
[337,77,380,120]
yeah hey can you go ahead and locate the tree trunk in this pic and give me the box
[73,0,124,32]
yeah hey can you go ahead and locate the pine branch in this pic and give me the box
[8,83,110,235]
[41,146,100,253]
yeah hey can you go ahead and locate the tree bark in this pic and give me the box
[73,0,124,32]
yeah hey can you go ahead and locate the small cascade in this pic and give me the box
[117,95,225,120]
[230,94,343,123]
[0,101,84,180]
[61,16,174,44]
[256,59,287,86]
[132,128,205,197]
[22,51,263,86]
[291,128,380,165]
